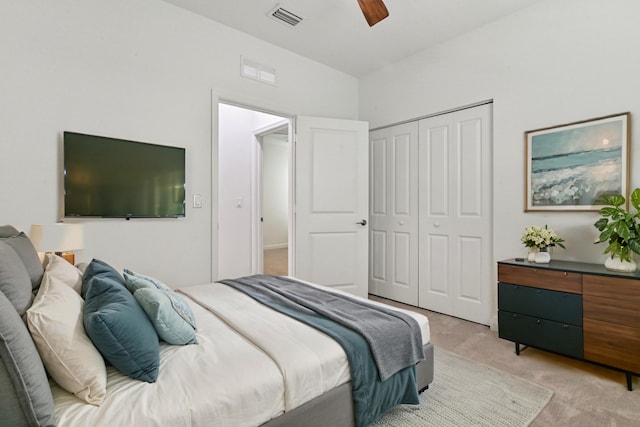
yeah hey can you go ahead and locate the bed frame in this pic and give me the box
[262,342,434,427]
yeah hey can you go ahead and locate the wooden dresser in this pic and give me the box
[498,258,640,390]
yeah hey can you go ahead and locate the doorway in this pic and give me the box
[256,123,289,276]
[217,101,292,279]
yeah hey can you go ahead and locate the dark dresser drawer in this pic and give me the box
[498,311,584,359]
[498,282,582,326]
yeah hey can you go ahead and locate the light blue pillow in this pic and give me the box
[124,270,197,331]
[134,288,198,345]
[123,269,171,292]
[83,275,160,383]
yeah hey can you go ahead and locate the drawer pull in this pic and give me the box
[536,320,541,324]
[562,324,569,329]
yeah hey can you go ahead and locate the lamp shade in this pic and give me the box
[29,224,84,253]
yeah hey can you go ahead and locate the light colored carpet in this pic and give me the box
[373,347,553,427]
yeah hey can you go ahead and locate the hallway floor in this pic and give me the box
[264,247,288,276]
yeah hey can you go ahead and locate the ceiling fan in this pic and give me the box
[358,0,389,27]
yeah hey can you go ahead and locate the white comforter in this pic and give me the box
[52,281,430,427]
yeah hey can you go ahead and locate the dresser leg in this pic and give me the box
[515,342,520,356]
[626,373,633,391]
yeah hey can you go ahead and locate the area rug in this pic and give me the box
[372,347,553,427]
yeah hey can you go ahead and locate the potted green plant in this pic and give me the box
[593,188,640,272]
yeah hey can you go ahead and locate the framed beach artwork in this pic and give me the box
[525,112,630,211]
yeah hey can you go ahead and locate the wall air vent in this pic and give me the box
[268,4,303,27]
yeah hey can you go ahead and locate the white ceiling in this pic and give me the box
[160,0,543,77]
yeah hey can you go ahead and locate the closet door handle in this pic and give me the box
[356,219,367,226]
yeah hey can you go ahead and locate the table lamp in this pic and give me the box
[29,223,84,264]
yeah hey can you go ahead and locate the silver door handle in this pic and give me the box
[356,219,367,226]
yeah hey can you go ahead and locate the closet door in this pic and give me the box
[418,104,493,325]
[369,122,419,305]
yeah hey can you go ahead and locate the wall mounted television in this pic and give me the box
[64,132,186,218]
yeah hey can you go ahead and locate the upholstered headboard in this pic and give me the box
[0,225,57,426]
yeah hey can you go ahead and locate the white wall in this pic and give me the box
[360,0,640,292]
[0,0,358,287]
[263,134,289,249]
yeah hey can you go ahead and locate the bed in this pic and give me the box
[0,225,434,427]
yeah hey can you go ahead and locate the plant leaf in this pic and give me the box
[599,206,621,217]
[594,217,609,231]
[629,239,640,255]
[612,194,626,207]
[599,228,613,242]
[632,188,640,211]
[615,221,631,240]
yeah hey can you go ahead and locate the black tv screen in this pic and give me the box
[64,132,186,218]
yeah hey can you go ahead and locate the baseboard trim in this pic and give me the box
[264,244,288,250]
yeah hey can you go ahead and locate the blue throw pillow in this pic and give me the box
[83,274,160,383]
[134,288,198,345]
[82,259,124,298]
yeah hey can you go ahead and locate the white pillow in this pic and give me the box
[27,273,107,405]
[43,253,83,294]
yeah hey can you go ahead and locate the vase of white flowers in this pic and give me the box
[521,225,566,263]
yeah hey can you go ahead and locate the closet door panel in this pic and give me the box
[369,122,419,305]
[419,104,493,325]
[459,118,484,217]
[394,135,412,216]
[426,126,449,216]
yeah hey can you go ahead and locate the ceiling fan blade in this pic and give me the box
[357,0,389,27]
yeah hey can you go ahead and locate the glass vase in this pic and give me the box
[534,246,551,263]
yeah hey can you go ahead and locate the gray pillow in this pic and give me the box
[0,291,56,426]
[0,242,33,315]
[0,225,19,238]
[3,232,44,290]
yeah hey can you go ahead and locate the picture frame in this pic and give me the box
[525,112,630,211]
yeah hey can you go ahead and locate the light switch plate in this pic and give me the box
[193,194,202,208]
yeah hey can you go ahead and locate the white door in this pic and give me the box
[295,116,369,298]
[418,104,493,325]
[369,122,419,305]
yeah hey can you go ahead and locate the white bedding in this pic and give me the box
[52,280,430,427]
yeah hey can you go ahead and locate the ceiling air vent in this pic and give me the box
[268,4,303,27]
